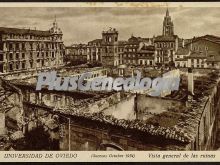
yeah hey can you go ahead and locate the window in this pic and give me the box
[37,44,40,50]
[9,53,13,60]
[0,54,3,61]
[16,53,19,60]
[9,43,13,50]
[140,60,143,65]
[16,43,19,50]
[16,63,19,70]
[30,43,33,50]
[22,43,25,50]
[9,63,13,71]
[0,64,3,73]
[30,61,33,68]
[22,62,25,69]
[22,53,25,59]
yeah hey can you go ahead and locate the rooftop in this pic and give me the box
[176,47,190,55]
[0,27,51,37]
[154,35,178,42]
[185,35,220,46]
[187,51,207,59]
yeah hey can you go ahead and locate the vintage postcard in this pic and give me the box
[0,2,219,162]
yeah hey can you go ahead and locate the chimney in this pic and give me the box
[188,68,194,95]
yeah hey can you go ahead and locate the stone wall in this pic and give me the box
[0,112,6,135]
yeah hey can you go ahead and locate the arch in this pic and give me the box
[99,142,124,151]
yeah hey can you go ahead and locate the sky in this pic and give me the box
[0,7,220,46]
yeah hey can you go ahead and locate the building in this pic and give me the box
[175,35,220,68]
[121,35,140,65]
[87,39,102,63]
[101,28,119,67]
[137,44,155,66]
[118,40,127,65]
[154,8,179,65]
[187,52,207,68]
[65,44,87,63]
[0,19,64,74]
[174,47,190,67]
[185,35,220,69]
[206,51,220,69]
[120,35,153,65]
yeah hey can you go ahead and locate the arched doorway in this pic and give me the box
[98,142,124,151]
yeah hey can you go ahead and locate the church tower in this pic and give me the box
[49,16,64,67]
[162,8,174,36]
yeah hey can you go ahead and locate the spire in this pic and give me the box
[53,15,57,27]
[162,5,174,36]
[50,15,62,34]
[166,7,169,17]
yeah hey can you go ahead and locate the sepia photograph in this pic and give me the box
[0,2,219,153]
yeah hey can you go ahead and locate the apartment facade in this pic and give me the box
[0,19,64,74]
